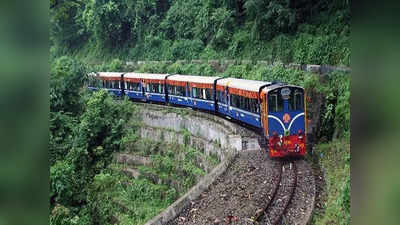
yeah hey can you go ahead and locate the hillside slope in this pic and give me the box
[50,0,350,66]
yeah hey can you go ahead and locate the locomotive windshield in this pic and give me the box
[288,88,304,111]
[268,89,283,112]
[268,87,304,112]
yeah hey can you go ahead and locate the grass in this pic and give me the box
[310,138,350,225]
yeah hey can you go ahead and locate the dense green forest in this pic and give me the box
[50,0,350,65]
[50,1,350,225]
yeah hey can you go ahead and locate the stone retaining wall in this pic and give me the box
[138,104,261,158]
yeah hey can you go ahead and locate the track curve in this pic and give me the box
[257,161,297,225]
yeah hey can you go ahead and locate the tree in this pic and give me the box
[50,0,88,48]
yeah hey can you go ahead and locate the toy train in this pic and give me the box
[88,72,307,158]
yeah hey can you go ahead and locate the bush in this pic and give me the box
[50,56,87,114]
[271,35,293,63]
[50,204,74,225]
[108,58,123,71]
[171,39,204,60]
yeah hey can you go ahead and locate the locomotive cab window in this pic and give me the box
[289,89,304,111]
[268,90,283,112]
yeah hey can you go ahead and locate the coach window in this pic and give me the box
[239,96,246,111]
[114,81,120,89]
[146,83,150,92]
[151,83,157,93]
[127,82,140,91]
[192,87,199,98]
[230,94,240,108]
[154,83,163,93]
[192,87,197,98]
[268,90,283,112]
[174,85,185,96]
[249,98,259,113]
[217,90,225,104]
[205,88,213,100]
[168,85,174,95]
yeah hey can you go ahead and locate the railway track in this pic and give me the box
[256,160,297,225]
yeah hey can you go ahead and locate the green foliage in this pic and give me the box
[50,87,136,224]
[87,173,117,224]
[50,56,87,114]
[50,0,88,49]
[160,0,200,40]
[319,72,350,139]
[171,39,204,60]
[49,1,350,223]
[223,63,252,78]
[50,56,88,166]
[182,129,191,146]
[50,161,76,207]
[50,0,349,66]
[108,58,124,71]
[49,112,77,165]
[244,0,295,40]
[83,0,134,49]
[311,139,350,225]
[50,204,75,225]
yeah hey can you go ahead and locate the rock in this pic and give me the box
[306,64,321,74]
[255,208,264,217]
[214,218,221,224]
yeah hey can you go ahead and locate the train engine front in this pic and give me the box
[261,85,307,158]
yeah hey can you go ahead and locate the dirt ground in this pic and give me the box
[167,150,281,225]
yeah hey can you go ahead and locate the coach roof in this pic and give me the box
[98,72,123,77]
[217,78,271,92]
[168,75,221,84]
[124,72,168,80]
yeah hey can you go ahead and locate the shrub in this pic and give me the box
[108,58,123,71]
[171,39,204,60]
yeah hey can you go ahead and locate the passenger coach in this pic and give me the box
[167,75,220,111]
[88,72,124,97]
[124,73,168,103]
[216,78,270,128]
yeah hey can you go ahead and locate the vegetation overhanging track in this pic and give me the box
[256,160,297,225]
